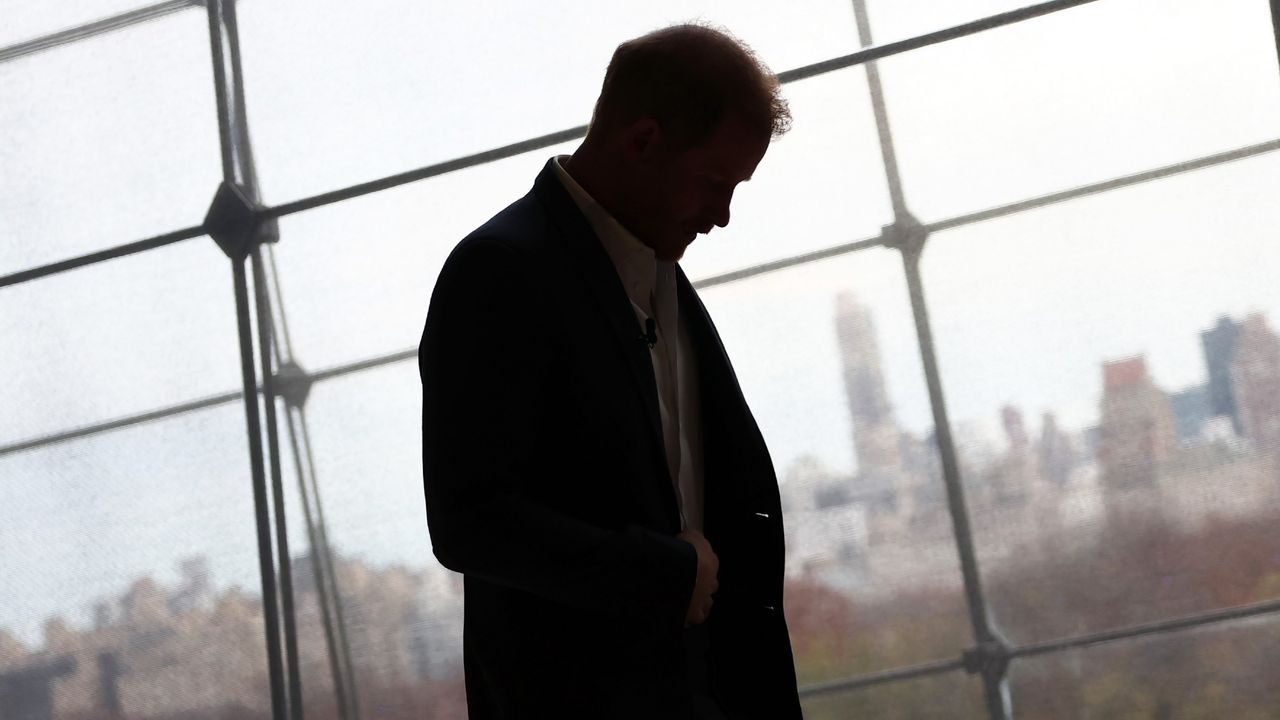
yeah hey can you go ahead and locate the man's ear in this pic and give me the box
[621,118,663,164]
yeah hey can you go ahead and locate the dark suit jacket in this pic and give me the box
[419,159,801,719]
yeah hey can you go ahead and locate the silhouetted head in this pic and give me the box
[570,23,791,261]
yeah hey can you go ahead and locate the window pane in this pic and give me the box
[922,152,1280,645]
[237,0,865,206]
[0,404,272,718]
[0,238,241,445]
[700,250,973,676]
[1009,615,1280,717]
[266,143,575,372]
[0,7,221,272]
[875,0,1280,224]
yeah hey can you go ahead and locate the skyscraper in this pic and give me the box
[1229,313,1280,453]
[835,293,907,513]
[1201,315,1242,434]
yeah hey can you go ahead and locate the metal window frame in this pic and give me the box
[2,1,1280,718]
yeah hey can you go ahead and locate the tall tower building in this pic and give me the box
[1097,356,1178,490]
[1201,315,1242,434]
[1037,412,1076,487]
[1229,313,1280,453]
[835,293,907,513]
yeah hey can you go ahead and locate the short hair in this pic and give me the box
[590,23,791,147]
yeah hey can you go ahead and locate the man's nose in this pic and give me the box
[712,200,731,229]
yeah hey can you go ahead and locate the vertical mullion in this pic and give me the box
[852,0,907,215]
[297,406,363,720]
[849,0,1010,716]
[1271,0,1280,79]
[901,250,1009,718]
[207,1,290,718]
[283,405,355,720]
[230,257,289,720]
[254,248,305,720]
[205,0,235,183]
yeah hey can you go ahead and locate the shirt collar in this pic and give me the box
[552,155,657,312]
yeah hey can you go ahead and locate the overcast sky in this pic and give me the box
[2,0,1279,648]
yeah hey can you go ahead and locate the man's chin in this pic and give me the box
[657,233,696,262]
[657,245,688,262]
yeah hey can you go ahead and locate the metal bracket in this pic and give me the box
[879,210,930,261]
[275,360,313,410]
[204,181,278,262]
[962,636,1012,683]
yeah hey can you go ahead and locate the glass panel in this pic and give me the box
[278,360,465,717]
[700,250,972,675]
[266,142,575,372]
[0,238,241,446]
[0,403,272,719]
[874,0,1280,224]
[922,152,1280,646]
[1009,614,1280,718]
[0,7,221,272]
[238,0,866,206]
[801,669,985,719]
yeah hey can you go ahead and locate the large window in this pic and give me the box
[3,1,1279,718]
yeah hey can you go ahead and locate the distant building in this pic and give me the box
[1097,356,1177,490]
[1001,405,1030,451]
[1037,412,1078,487]
[990,405,1036,506]
[1169,384,1211,442]
[0,655,75,720]
[1201,315,1242,434]
[835,293,909,514]
[1230,313,1280,453]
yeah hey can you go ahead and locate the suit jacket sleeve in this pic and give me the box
[420,237,697,629]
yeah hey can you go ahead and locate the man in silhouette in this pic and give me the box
[420,23,800,719]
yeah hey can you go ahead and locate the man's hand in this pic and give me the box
[678,528,719,627]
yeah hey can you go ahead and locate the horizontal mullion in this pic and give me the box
[693,235,885,290]
[0,348,419,456]
[0,0,195,64]
[263,126,588,220]
[798,656,965,698]
[0,224,206,290]
[795,596,1280,699]
[692,136,1280,289]
[778,0,1100,85]
[0,389,242,458]
[1010,596,1280,660]
[929,137,1280,234]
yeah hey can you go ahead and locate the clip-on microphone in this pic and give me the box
[638,317,657,348]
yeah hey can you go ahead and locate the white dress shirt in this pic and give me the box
[552,155,705,532]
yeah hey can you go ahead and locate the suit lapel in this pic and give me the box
[675,266,747,417]
[530,161,669,476]
[676,266,777,529]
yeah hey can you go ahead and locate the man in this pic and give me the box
[420,23,800,719]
